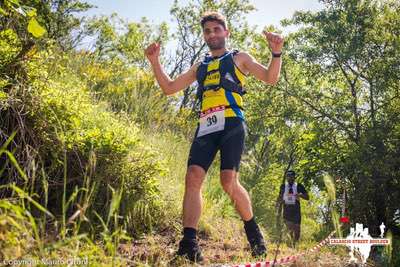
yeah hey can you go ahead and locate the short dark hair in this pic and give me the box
[286,170,296,177]
[200,11,227,30]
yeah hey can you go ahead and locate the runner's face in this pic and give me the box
[203,21,229,50]
[287,175,295,184]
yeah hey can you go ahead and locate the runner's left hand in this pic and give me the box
[263,31,284,54]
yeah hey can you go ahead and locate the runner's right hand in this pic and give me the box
[145,42,160,63]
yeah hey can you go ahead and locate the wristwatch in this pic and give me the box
[272,51,282,58]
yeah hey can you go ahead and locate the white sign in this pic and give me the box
[329,223,390,264]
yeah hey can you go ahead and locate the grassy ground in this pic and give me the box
[115,223,352,267]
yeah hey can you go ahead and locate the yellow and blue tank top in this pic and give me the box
[196,50,246,120]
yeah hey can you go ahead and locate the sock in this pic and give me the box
[244,217,264,243]
[244,217,258,232]
[183,227,197,240]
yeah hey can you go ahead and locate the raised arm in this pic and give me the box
[145,42,198,95]
[240,32,284,85]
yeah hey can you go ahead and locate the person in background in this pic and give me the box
[277,170,309,246]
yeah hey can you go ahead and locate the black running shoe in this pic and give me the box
[245,225,267,257]
[250,239,267,257]
[176,238,204,263]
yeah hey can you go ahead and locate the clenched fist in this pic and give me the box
[263,31,284,54]
[144,42,161,63]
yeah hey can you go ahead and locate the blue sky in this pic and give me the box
[82,0,323,31]
[79,1,324,51]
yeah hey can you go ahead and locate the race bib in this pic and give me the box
[197,106,225,137]
[284,193,296,205]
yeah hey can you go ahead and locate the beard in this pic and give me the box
[206,37,226,50]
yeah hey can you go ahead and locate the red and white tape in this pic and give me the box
[230,231,336,267]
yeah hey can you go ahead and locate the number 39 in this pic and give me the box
[206,115,217,126]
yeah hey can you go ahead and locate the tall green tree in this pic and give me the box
[279,0,400,239]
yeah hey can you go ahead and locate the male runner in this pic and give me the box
[145,11,283,262]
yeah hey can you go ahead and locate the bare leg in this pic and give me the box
[220,169,253,221]
[285,220,299,246]
[178,164,206,262]
[293,223,300,242]
[183,165,206,229]
[220,169,267,256]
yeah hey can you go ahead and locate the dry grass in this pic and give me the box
[115,217,358,267]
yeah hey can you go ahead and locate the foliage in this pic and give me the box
[0,0,399,265]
